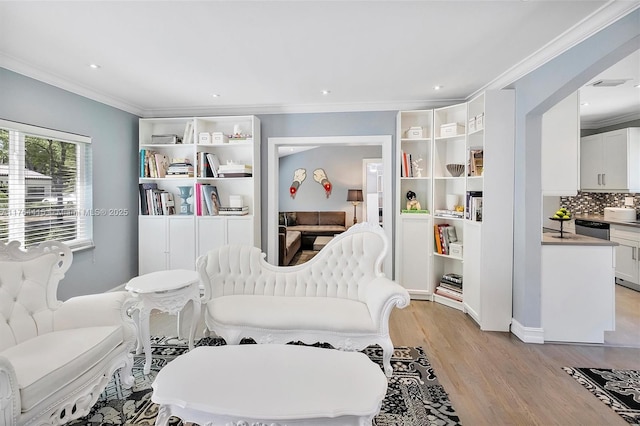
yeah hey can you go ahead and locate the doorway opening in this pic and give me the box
[267,136,393,274]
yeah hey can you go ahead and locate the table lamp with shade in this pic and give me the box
[347,189,364,225]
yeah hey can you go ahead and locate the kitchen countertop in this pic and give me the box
[573,214,640,229]
[541,230,618,246]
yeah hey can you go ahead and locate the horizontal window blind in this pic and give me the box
[0,120,93,250]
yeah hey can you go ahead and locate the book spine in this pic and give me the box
[434,225,443,254]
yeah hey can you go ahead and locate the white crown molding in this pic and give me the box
[581,110,640,129]
[141,99,460,118]
[469,1,640,99]
[0,54,145,117]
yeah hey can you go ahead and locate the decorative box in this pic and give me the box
[440,123,465,137]
[468,117,476,133]
[151,134,181,144]
[199,132,211,144]
[449,243,463,257]
[475,113,484,130]
[229,195,243,208]
[212,132,228,144]
[405,127,423,139]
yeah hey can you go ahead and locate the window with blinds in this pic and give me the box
[0,119,93,250]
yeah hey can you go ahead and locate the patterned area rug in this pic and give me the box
[563,367,640,425]
[70,336,461,425]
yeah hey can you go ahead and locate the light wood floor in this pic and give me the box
[149,289,640,426]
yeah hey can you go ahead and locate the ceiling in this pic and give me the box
[1,1,638,126]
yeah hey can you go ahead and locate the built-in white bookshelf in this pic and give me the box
[138,115,261,275]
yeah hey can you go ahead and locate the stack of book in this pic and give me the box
[166,162,194,178]
[218,206,249,216]
[197,152,221,178]
[435,273,463,302]
[218,163,252,177]
[434,209,464,219]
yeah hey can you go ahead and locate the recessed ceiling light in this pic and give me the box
[581,102,589,106]
[433,85,443,90]
[321,90,331,95]
[635,83,640,88]
[88,64,100,69]
[211,93,220,98]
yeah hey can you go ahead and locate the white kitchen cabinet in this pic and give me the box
[610,225,640,289]
[580,128,640,192]
[139,216,195,275]
[541,92,579,196]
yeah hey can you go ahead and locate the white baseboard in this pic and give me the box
[108,283,126,292]
[408,290,432,301]
[511,318,544,344]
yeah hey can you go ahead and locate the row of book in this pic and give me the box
[194,183,249,216]
[400,151,416,177]
[466,191,483,222]
[434,223,458,255]
[435,273,463,302]
[140,149,194,178]
[138,183,175,215]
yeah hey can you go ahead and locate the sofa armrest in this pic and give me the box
[364,277,410,332]
[0,355,20,423]
[53,291,136,334]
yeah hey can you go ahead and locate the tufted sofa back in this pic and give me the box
[198,223,388,303]
[0,241,72,352]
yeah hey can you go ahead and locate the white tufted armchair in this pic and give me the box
[0,241,137,426]
[197,222,410,376]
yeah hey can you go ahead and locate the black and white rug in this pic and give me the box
[563,367,640,425]
[70,336,461,425]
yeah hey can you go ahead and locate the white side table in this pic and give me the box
[125,269,201,374]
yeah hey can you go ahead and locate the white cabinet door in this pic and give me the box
[168,217,195,270]
[580,134,602,190]
[139,216,168,275]
[462,222,482,322]
[602,130,628,190]
[398,217,431,296]
[227,217,253,245]
[611,236,639,285]
[197,217,226,258]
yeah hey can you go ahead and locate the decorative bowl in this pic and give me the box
[446,163,465,177]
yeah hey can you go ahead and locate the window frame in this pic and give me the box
[0,119,93,251]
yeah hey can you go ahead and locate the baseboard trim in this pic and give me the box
[108,283,126,292]
[511,318,544,344]
[408,290,432,301]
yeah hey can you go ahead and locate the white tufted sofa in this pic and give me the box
[0,241,137,426]
[197,223,410,377]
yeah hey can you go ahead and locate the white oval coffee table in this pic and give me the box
[151,344,388,425]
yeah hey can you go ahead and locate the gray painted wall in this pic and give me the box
[0,68,140,300]
[257,112,396,250]
[508,9,640,328]
[279,145,382,221]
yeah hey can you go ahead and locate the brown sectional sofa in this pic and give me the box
[278,211,347,265]
[278,225,302,266]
